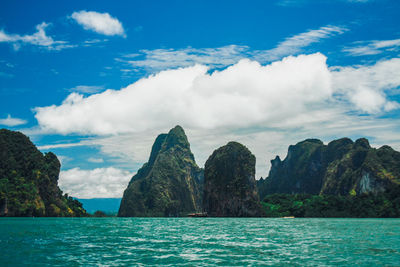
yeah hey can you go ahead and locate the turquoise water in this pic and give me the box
[1,218,399,266]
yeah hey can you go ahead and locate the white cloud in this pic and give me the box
[118,25,346,72]
[120,45,249,72]
[35,53,333,135]
[331,57,400,113]
[34,53,400,135]
[69,85,105,94]
[71,11,125,37]
[0,114,27,126]
[88,157,104,163]
[343,39,400,56]
[0,22,74,51]
[254,25,347,61]
[59,167,132,198]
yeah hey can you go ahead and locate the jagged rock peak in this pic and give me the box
[118,125,203,217]
[355,138,371,149]
[163,125,190,149]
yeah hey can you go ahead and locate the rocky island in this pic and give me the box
[258,138,400,217]
[118,126,203,217]
[257,137,400,198]
[0,129,86,217]
[203,142,264,217]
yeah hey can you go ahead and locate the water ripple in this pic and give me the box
[1,218,400,266]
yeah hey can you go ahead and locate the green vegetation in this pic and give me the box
[258,137,400,200]
[203,141,264,217]
[93,210,108,217]
[0,129,86,217]
[118,126,203,217]
[261,184,400,217]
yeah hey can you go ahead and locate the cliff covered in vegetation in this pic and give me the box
[258,138,400,200]
[0,129,86,217]
[203,142,263,217]
[118,126,203,217]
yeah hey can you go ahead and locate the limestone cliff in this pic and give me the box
[0,129,86,217]
[258,137,400,200]
[203,142,263,217]
[118,126,203,217]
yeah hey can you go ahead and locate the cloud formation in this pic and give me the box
[255,25,347,61]
[59,167,131,198]
[88,157,104,163]
[118,25,346,72]
[35,53,333,135]
[343,39,400,56]
[71,11,125,37]
[120,45,248,72]
[0,114,27,126]
[331,57,400,113]
[35,52,400,136]
[0,22,74,51]
[68,85,105,94]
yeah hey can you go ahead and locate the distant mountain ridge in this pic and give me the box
[257,137,400,200]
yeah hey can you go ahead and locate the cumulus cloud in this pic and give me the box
[0,22,74,51]
[331,57,400,113]
[343,39,400,56]
[0,114,27,126]
[59,167,132,198]
[34,53,400,135]
[71,11,125,37]
[35,53,333,135]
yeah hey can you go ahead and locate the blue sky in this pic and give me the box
[1,0,400,198]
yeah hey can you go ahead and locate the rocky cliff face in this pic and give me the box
[203,142,263,217]
[258,137,400,200]
[0,129,86,217]
[118,126,203,217]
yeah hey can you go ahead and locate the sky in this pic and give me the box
[1,0,400,198]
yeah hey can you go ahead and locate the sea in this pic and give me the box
[1,218,399,266]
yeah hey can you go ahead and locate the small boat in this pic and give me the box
[282,216,295,218]
[188,212,208,217]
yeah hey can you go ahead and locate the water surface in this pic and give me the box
[1,218,399,266]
